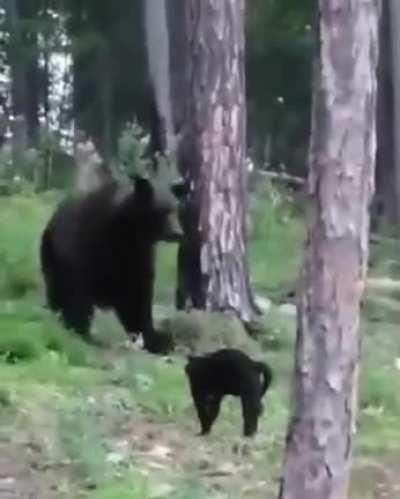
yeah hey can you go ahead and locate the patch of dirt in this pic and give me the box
[0,441,72,499]
[107,414,281,498]
[350,459,400,499]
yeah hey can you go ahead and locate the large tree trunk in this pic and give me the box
[176,0,259,325]
[375,0,396,226]
[389,0,400,222]
[278,2,379,499]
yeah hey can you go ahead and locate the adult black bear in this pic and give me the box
[185,348,273,437]
[40,175,186,354]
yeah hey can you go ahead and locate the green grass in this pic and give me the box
[0,300,95,367]
[0,189,400,497]
[58,404,109,484]
[85,477,149,499]
[248,188,305,301]
[0,195,53,299]
[117,355,188,419]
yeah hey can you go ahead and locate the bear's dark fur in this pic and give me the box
[185,348,273,436]
[40,175,186,354]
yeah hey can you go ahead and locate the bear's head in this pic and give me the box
[125,174,188,243]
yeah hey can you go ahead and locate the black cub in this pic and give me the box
[185,348,273,437]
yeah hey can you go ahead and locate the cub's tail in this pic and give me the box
[256,361,273,397]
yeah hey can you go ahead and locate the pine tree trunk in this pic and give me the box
[176,0,259,324]
[279,2,379,499]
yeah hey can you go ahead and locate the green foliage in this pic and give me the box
[0,302,92,367]
[86,478,149,499]
[248,180,305,300]
[0,326,45,363]
[0,195,52,298]
[369,237,400,280]
[163,310,260,356]
[118,354,188,420]
[246,0,313,173]
[360,369,400,415]
[0,387,13,407]
[154,243,179,304]
[4,0,314,182]
[58,404,109,484]
[65,0,147,157]
[117,121,150,178]
[1,182,400,497]
[360,321,400,418]
[257,305,296,352]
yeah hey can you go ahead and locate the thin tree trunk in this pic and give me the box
[22,0,40,146]
[389,0,400,221]
[99,47,113,166]
[144,0,174,158]
[6,0,27,171]
[176,0,259,325]
[166,0,188,139]
[279,2,380,499]
[375,0,396,225]
[7,0,40,148]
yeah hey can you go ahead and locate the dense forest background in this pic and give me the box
[0,0,313,181]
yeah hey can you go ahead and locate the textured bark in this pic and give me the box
[389,0,400,221]
[279,2,379,499]
[176,0,259,324]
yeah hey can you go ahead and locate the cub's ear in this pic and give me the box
[133,175,153,203]
[171,179,190,199]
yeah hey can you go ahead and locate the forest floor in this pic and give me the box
[1,194,400,498]
[1,301,400,499]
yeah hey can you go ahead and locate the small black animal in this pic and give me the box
[185,348,273,437]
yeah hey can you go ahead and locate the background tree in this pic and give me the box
[389,0,400,222]
[65,0,147,163]
[1,0,316,182]
[375,0,396,225]
[279,1,380,498]
[246,0,313,175]
[6,0,40,164]
[175,0,259,325]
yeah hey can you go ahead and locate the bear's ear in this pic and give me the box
[133,175,154,203]
[171,179,189,199]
